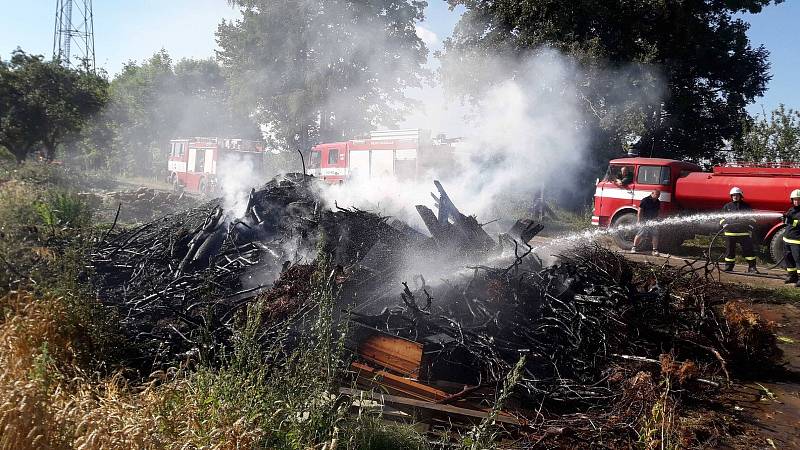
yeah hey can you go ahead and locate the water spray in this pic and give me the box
[528,211,783,257]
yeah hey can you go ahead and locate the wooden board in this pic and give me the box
[340,387,523,426]
[352,362,448,401]
[357,334,423,377]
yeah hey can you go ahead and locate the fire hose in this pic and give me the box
[706,226,786,273]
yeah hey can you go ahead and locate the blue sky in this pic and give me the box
[0,1,796,116]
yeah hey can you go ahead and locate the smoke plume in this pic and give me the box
[319,50,592,232]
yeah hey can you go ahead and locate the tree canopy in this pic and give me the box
[217,0,430,153]
[442,0,781,162]
[732,104,800,163]
[0,49,108,162]
[73,50,260,175]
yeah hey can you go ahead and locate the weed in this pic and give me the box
[33,191,91,233]
[638,373,677,450]
[0,265,428,449]
[463,356,526,450]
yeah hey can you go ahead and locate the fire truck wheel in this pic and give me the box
[611,211,637,250]
[769,227,786,264]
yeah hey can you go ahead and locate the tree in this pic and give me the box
[99,50,260,175]
[733,104,800,163]
[173,58,262,139]
[0,49,108,162]
[442,0,780,162]
[216,0,430,153]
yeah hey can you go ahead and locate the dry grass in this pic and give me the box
[0,291,429,450]
[722,300,783,367]
[0,165,429,449]
[659,354,699,385]
[0,292,266,449]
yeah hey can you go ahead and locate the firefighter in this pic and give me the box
[720,187,758,273]
[782,189,800,285]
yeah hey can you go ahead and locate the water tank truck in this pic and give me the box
[592,158,800,262]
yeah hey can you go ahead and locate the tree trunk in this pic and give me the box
[44,138,57,161]
[13,147,27,163]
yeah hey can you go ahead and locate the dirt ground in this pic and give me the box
[736,301,800,449]
[630,249,800,448]
[627,252,788,288]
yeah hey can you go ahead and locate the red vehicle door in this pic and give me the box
[594,163,635,226]
[629,164,673,212]
[314,143,348,183]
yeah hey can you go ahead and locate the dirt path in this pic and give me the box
[625,252,788,288]
[113,176,174,192]
[528,233,789,288]
[733,302,800,449]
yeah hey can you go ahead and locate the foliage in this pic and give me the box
[217,0,430,153]
[0,49,109,162]
[0,180,54,290]
[0,165,92,235]
[441,0,780,163]
[33,191,91,232]
[732,104,800,163]
[65,50,261,176]
[0,162,99,297]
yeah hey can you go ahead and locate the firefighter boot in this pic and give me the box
[747,261,759,274]
[723,262,735,272]
[785,272,799,284]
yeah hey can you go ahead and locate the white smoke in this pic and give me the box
[216,151,266,217]
[415,24,439,48]
[318,49,592,233]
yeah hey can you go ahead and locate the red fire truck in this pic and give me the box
[593,157,800,261]
[167,137,265,194]
[307,129,456,183]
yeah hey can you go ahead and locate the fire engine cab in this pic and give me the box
[167,137,265,195]
[308,129,456,183]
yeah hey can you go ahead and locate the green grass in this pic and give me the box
[152,263,431,449]
[674,234,777,266]
[728,284,800,304]
[758,286,800,303]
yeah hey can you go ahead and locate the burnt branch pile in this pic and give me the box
[86,174,782,445]
[348,244,777,410]
[89,174,406,367]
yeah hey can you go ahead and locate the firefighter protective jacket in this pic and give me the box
[784,205,800,244]
[720,200,755,235]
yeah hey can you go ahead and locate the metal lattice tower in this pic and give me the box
[53,0,95,71]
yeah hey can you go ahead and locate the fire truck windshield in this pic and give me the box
[604,165,633,183]
[310,150,321,168]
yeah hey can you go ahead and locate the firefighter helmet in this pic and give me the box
[729,187,744,197]
[791,189,800,200]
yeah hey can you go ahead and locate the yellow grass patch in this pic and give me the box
[0,292,265,450]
